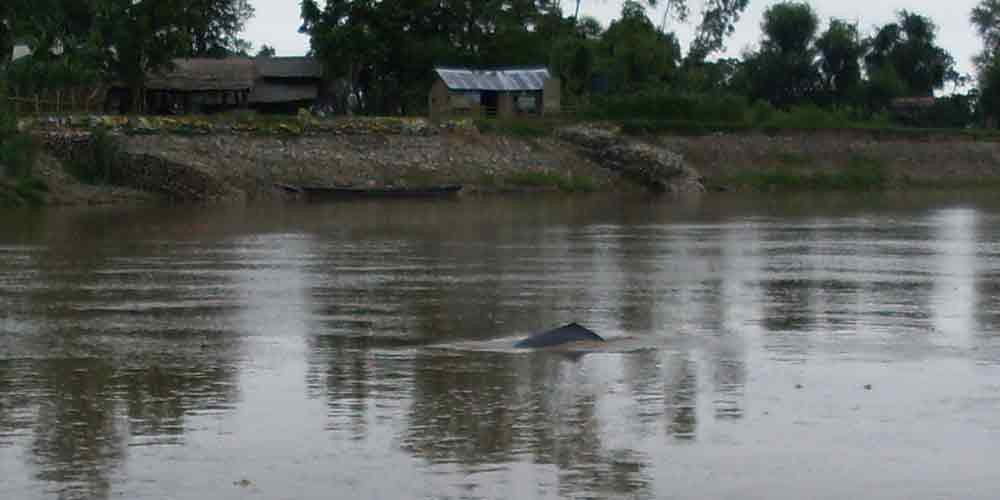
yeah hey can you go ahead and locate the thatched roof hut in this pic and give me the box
[107,56,327,114]
[145,58,256,92]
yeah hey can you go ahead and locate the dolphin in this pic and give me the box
[513,322,606,349]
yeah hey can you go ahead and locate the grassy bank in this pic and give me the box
[583,91,1000,141]
[476,169,599,193]
[705,156,889,192]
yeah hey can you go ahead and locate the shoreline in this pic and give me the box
[6,116,1000,207]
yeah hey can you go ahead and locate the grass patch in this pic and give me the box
[0,177,48,207]
[503,170,597,192]
[475,118,555,137]
[712,155,887,192]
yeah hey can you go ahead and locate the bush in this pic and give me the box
[67,128,119,184]
[584,90,752,123]
[0,133,39,179]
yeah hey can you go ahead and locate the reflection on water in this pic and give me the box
[2,193,1000,499]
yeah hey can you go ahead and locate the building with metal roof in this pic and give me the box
[429,66,560,119]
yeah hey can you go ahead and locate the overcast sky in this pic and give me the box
[244,0,983,82]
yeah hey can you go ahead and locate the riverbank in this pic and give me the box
[7,115,1000,206]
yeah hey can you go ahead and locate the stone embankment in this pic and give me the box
[30,117,706,203]
[556,125,704,193]
[24,115,1000,206]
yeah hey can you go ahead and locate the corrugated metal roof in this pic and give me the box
[255,57,323,79]
[434,66,550,91]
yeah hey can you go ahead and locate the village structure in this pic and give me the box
[96,56,561,118]
[104,56,325,115]
[428,66,561,118]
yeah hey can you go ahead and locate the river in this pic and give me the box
[1,192,999,500]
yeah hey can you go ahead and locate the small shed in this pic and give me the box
[250,57,325,113]
[139,58,256,114]
[429,66,560,119]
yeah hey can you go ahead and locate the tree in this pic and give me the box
[256,44,276,58]
[972,1,1000,123]
[572,1,749,62]
[743,1,820,107]
[972,0,1000,68]
[815,19,865,103]
[598,1,681,92]
[865,10,956,96]
[93,0,192,111]
[182,0,255,57]
[686,0,751,63]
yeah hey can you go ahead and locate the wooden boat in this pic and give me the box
[276,183,463,200]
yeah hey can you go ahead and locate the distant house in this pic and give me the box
[249,57,325,113]
[429,66,560,119]
[106,56,326,115]
[107,58,255,114]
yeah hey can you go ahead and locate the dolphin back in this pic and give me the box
[514,323,605,348]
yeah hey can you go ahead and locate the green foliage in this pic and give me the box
[715,156,888,192]
[973,1,1000,125]
[865,11,957,97]
[2,0,255,111]
[816,19,866,102]
[687,0,751,62]
[0,94,46,206]
[67,128,118,185]
[597,2,682,92]
[475,119,554,137]
[979,59,1000,123]
[0,134,38,178]
[585,90,751,122]
[256,44,276,58]
[760,104,890,129]
[742,2,821,107]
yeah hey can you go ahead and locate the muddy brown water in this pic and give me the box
[2,193,1000,500]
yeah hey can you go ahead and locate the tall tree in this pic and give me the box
[743,1,820,107]
[815,19,865,103]
[93,0,192,111]
[686,0,751,62]
[599,1,681,92]
[972,0,1000,67]
[972,0,1000,123]
[182,0,255,57]
[570,0,749,62]
[865,10,956,96]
